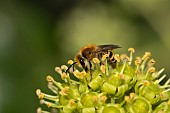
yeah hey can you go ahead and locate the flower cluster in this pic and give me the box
[36,48,170,113]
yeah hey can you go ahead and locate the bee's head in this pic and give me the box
[74,54,86,68]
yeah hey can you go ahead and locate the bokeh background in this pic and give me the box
[0,0,170,113]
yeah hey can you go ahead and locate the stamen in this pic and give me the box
[55,67,62,75]
[46,75,54,82]
[100,65,106,74]
[79,71,86,79]
[114,54,120,62]
[60,86,69,96]
[143,80,150,86]
[73,70,86,79]
[36,89,44,99]
[46,75,63,90]
[140,52,151,72]
[69,99,75,107]
[120,56,127,74]
[61,72,69,80]
[120,54,130,62]
[128,47,135,65]
[145,67,156,78]
[161,88,170,94]
[100,96,107,102]
[154,74,166,84]
[125,96,130,102]
[40,99,63,108]
[92,58,100,64]
[37,107,50,113]
[142,52,151,60]
[147,59,155,67]
[68,60,74,65]
[135,57,142,65]
[73,70,80,78]
[92,95,98,103]
[152,68,164,79]
[36,89,59,102]
[128,48,135,53]
[119,74,125,80]
[61,65,68,71]
[160,85,170,89]
[130,93,135,99]
[48,82,58,94]
[102,54,109,61]
[164,79,170,86]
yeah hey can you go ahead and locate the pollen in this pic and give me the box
[92,58,100,64]
[68,60,74,65]
[128,47,135,53]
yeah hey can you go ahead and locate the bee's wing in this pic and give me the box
[95,44,121,53]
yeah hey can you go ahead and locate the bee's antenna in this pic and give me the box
[66,62,77,73]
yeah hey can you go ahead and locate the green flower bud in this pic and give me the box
[102,82,117,94]
[79,83,87,93]
[88,75,103,90]
[80,92,98,107]
[108,74,122,87]
[82,107,95,113]
[102,105,124,113]
[59,95,69,105]
[153,102,170,113]
[125,95,152,113]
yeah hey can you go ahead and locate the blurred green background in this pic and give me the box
[0,0,170,113]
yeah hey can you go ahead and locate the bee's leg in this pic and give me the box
[88,61,93,80]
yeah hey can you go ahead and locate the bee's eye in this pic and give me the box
[79,58,85,66]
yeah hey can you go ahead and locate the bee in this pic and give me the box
[66,44,121,73]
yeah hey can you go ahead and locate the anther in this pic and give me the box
[128,48,135,53]
[61,65,68,70]
[68,60,74,65]
[114,54,120,62]
[92,58,100,64]
[46,75,54,82]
